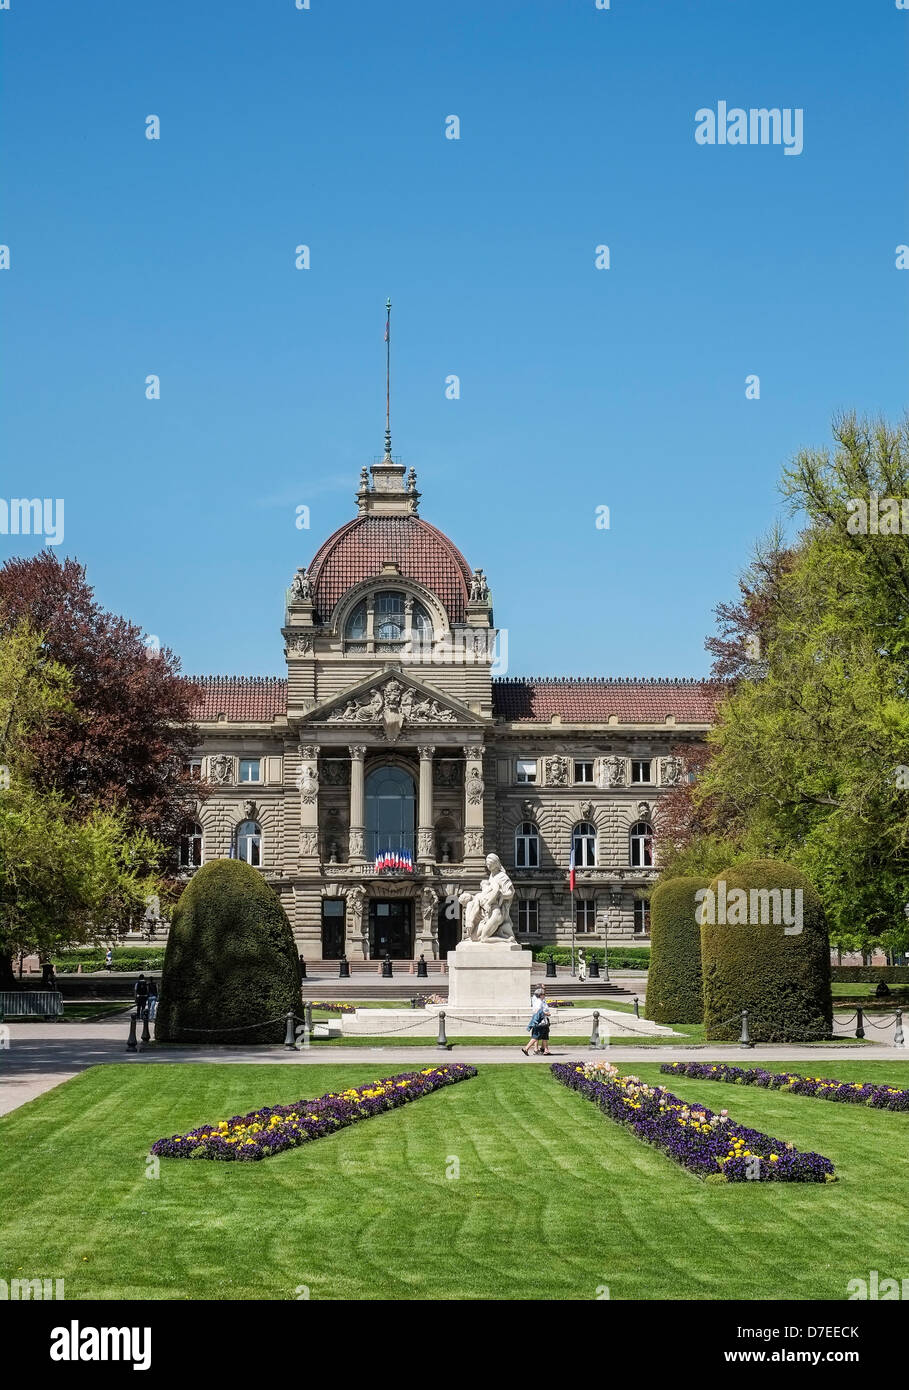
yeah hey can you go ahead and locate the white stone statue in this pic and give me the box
[458,853,516,943]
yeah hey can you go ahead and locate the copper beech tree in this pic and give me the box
[0,551,204,847]
[0,553,208,985]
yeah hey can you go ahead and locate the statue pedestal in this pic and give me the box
[446,940,532,1011]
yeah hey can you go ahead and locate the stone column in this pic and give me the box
[348,744,366,863]
[417,745,435,865]
[463,743,486,866]
[297,744,320,870]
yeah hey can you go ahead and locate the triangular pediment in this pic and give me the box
[302,668,486,735]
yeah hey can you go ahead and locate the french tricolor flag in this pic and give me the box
[568,846,576,893]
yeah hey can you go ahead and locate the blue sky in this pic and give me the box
[2,0,907,679]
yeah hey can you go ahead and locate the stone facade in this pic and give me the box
[177,456,716,958]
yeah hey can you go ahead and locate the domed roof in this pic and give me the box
[308,513,473,625]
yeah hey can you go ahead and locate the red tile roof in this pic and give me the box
[186,674,721,725]
[492,678,722,724]
[188,677,287,722]
[307,515,472,624]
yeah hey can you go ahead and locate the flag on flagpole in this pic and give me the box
[568,846,576,893]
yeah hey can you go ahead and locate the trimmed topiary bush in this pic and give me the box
[700,859,832,1043]
[644,877,709,1024]
[155,859,300,1044]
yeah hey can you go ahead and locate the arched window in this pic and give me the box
[365,764,415,860]
[236,819,262,867]
[374,591,406,640]
[412,600,432,640]
[572,821,597,868]
[345,592,434,644]
[629,821,653,868]
[179,820,203,868]
[515,821,540,869]
[345,600,367,639]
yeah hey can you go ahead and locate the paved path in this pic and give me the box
[1,1013,906,1117]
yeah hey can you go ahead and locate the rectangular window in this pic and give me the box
[239,758,262,783]
[574,761,594,784]
[516,759,537,784]
[634,899,650,936]
[575,898,596,933]
[517,900,539,934]
[631,759,652,784]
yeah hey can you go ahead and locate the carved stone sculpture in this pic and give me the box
[603,755,626,788]
[464,828,484,856]
[660,755,684,786]
[296,765,319,803]
[210,754,233,785]
[546,756,570,786]
[325,677,457,729]
[465,767,485,804]
[469,568,489,602]
[457,853,516,943]
[290,568,312,601]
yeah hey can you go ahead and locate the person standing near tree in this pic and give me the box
[134,972,150,1016]
[105,947,113,971]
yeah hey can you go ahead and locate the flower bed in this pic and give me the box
[412,993,446,1007]
[553,1062,836,1183]
[662,1061,909,1112]
[306,1001,356,1014]
[151,1065,477,1161]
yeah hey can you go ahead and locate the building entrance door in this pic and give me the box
[368,900,413,959]
[438,906,461,959]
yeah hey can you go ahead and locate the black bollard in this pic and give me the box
[304,1002,313,1034]
[589,956,600,979]
[126,1011,138,1052]
[895,1009,904,1048]
[382,955,393,978]
[140,1009,151,1048]
[740,1008,754,1049]
[633,996,640,1019]
[298,955,307,980]
[855,1006,865,1040]
[545,953,557,979]
[284,1010,296,1049]
[436,1010,448,1048]
[589,1009,600,1048]
[338,956,351,979]
[417,954,428,979]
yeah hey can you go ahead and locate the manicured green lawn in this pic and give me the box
[2,1058,908,1300]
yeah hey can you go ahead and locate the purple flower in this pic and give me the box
[152,1065,478,1162]
[552,1063,836,1184]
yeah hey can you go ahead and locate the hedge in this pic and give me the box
[701,859,833,1043]
[831,966,909,984]
[530,946,650,968]
[51,947,167,974]
[644,877,709,1024]
[155,859,300,1044]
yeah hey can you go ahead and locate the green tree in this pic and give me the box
[156,860,300,1044]
[0,621,162,986]
[695,414,909,952]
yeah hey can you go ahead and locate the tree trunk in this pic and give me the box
[0,948,16,990]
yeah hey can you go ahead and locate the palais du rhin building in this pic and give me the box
[182,453,715,961]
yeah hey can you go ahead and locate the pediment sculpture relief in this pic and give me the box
[324,678,458,730]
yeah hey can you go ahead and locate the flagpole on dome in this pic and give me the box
[384,297,392,459]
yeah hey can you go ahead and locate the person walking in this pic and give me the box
[522,988,550,1056]
[147,977,158,1021]
[105,948,113,972]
